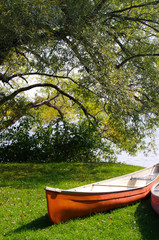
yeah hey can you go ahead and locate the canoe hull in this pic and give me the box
[151,182,159,214]
[46,179,158,224]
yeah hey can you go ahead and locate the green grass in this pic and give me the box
[0,162,159,240]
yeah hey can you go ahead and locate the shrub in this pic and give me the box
[0,117,116,163]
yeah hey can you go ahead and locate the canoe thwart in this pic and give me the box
[92,183,138,188]
[130,175,156,181]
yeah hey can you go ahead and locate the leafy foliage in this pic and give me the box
[0,96,31,131]
[0,117,116,163]
[0,0,159,155]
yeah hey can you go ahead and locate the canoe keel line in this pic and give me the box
[45,164,159,223]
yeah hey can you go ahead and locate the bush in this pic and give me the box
[0,117,116,163]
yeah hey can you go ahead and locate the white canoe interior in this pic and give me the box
[45,164,159,194]
[68,164,159,193]
[151,182,159,197]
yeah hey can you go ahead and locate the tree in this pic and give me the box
[0,0,159,153]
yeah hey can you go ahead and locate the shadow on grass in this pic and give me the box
[135,198,159,240]
[13,214,53,234]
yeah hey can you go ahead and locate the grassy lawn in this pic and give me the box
[0,162,159,240]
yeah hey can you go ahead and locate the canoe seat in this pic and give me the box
[92,184,138,188]
[131,175,157,181]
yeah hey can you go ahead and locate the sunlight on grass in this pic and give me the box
[0,162,159,240]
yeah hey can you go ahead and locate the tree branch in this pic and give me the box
[116,53,159,69]
[0,83,96,121]
[29,95,64,119]
[29,94,60,108]
[0,71,97,96]
[93,0,108,14]
[1,72,76,83]
[110,1,159,14]
[45,102,64,119]
[64,37,91,74]
[109,15,159,33]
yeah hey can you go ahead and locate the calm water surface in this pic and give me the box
[117,129,159,167]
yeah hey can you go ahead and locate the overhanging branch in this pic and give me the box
[1,72,76,83]
[29,94,64,119]
[110,1,159,14]
[0,83,96,122]
[116,53,159,69]
[0,71,96,96]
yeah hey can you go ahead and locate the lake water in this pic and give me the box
[117,129,159,167]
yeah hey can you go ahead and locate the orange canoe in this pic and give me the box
[151,181,159,214]
[45,164,159,224]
